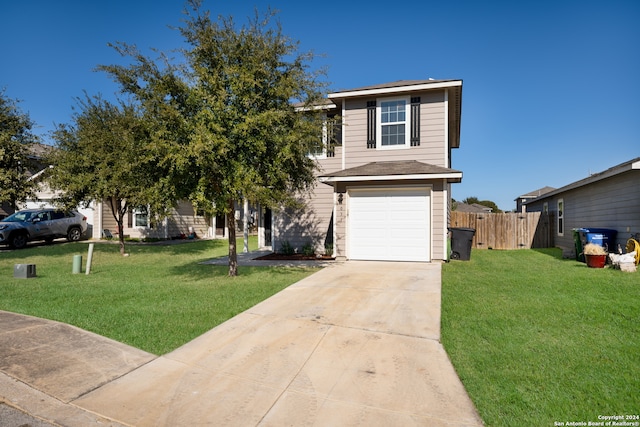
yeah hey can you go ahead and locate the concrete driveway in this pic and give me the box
[0,261,483,426]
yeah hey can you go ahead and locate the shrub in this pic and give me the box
[324,243,333,257]
[280,240,295,255]
[301,241,315,257]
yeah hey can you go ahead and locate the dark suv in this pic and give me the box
[0,209,88,249]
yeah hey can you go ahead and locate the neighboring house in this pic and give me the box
[272,79,464,262]
[524,157,640,256]
[515,186,556,213]
[16,145,248,241]
[93,199,259,241]
[454,202,492,213]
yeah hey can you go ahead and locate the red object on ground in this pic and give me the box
[585,254,607,268]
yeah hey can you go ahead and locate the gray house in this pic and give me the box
[515,186,555,213]
[524,157,640,256]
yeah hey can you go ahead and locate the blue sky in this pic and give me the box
[1,0,638,211]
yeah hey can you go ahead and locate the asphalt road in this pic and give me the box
[0,403,55,427]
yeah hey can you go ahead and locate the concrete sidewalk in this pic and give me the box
[0,260,483,426]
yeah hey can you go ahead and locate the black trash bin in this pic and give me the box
[449,227,475,261]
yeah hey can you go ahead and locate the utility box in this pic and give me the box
[14,264,36,279]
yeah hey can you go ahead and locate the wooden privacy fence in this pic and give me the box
[450,211,554,250]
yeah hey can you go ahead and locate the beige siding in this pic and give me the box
[98,199,209,240]
[100,201,119,236]
[165,201,210,239]
[431,181,446,259]
[273,180,334,254]
[343,90,447,169]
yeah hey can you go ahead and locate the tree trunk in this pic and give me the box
[109,196,127,256]
[227,198,238,276]
[117,217,126,256]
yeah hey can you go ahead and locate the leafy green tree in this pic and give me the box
[0,91,39,210]
[100,2,327,275]
[49,95,176,255]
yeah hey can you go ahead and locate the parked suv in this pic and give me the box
[0,209,88,249]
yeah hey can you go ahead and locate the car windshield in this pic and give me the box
[2,211,34,222]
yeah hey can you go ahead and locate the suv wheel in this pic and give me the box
[67,227,82,242]
[10,232,28,249]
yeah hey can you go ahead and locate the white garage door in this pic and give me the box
[348,188,430,262]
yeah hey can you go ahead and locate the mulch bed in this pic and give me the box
[254,253,334,261]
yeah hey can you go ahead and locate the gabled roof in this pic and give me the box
[328,79,462,99]
[524,157,640,204]
[515,186,556,201]
[318,160,462,183]
[455,203,492,213]
[26,142,53,160]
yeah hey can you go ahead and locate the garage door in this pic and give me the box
[348,188,430,261]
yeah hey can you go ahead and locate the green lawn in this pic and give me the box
[0,238,317,355]
[442,249,639,426]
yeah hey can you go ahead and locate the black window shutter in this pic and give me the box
[366,101,376,149]
[411,97,420,146]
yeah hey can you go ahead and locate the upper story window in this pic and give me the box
[307,113,341,159]
[367,96,419,149]
[378,98,409,148]
[308,135,326,158]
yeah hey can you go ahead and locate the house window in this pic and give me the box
[307,113,341,158]
[307,114,329,159]
[378,98,409,148]
[308,137,326,158]
[133,206,149,227]
[557,199,564,236]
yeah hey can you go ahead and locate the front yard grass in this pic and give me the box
[0,238,318,355]
[442,248,639,426]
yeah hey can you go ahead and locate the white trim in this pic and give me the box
[333,188,339,258]
[443,183,449,260]
[294,103,337,112]
[132,205,150,228]
[319,172,463,183]
[307,115,328,159]
[557,198,564,237]
[97,201,103,239]
[27,165,53,181]
[341,102,346,170]
[377,96,410,150]
[328,81,462,99]
[444,90,449,166]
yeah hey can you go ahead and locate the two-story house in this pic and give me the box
[270,79,463,262]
